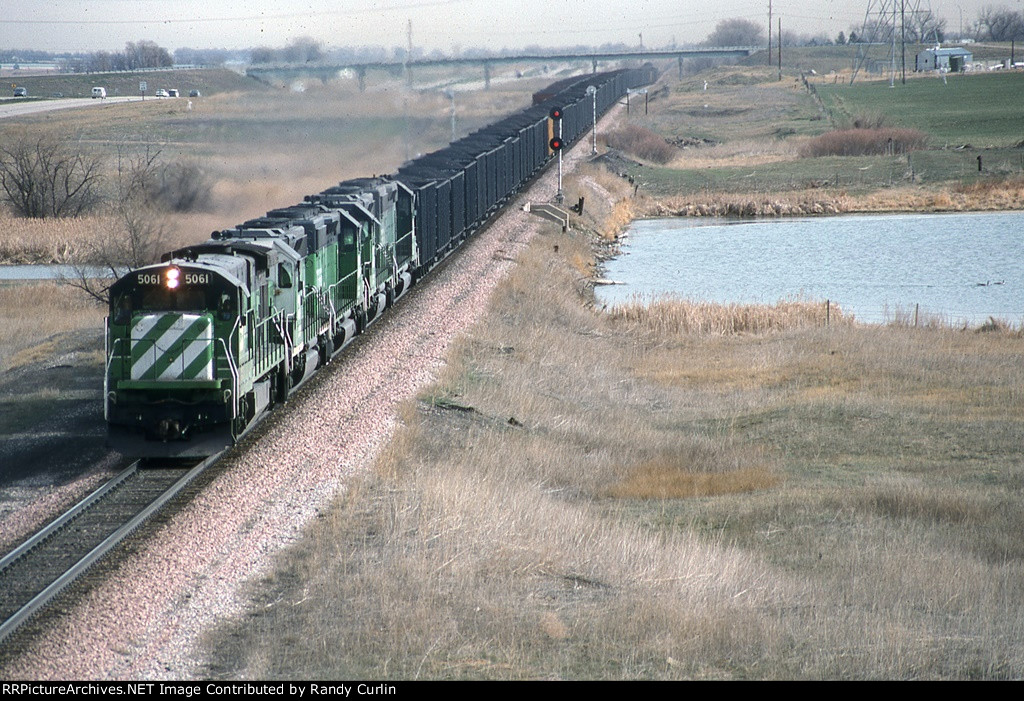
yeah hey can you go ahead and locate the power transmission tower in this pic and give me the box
[851,0,934,84]
[851,0,899,84]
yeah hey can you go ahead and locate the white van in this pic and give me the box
[91,87,106,99]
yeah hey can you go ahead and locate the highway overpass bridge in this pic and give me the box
[246,47,757,90]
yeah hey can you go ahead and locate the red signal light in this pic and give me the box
[549,137,564,151]
[549,107,563,120]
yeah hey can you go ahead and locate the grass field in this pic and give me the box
[202,182,1024,678]
[605,64,1024,206]
[815,70,1024,147]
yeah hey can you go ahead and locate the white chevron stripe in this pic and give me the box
[131,314,213,381]
[160,327,214,380]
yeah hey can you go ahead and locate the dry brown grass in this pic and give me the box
[0,282,105,372]
[204,228,794,680]
[665,138,800,169]
[610,296,847,335]
[205,209,1024,678]
[605,443,782,499]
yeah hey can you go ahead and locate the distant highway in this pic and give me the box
[0,95,145,120]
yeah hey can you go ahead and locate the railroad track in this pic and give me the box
[0,455,219,645]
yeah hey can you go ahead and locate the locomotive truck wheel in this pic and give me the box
[234,391,255,434]
[275,366,291,404]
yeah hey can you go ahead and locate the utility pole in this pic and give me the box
[778,18,783,81]
[768,0,773,66]
[587,85,597,155]
[445,90,456,142]
[405,19,412,87]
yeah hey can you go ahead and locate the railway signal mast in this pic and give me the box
[550,106,564,202]
[586,85,598,155]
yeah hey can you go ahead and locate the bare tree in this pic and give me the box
[122,40,173,69]
[63,146,169,304]
[155,161,213,212]
[281,36,324,63]
[0,130,104,218]
[908,10,947,43]
[704,18,766,47]
[974,6,1024,40]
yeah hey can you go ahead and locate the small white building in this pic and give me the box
[916,47,973,72]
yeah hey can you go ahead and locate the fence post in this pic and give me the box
[914,303,919,327]
[826,299,830,326]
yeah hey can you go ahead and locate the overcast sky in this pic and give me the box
[0,0,1001,53]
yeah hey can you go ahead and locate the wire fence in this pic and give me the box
[826,299,1022,328]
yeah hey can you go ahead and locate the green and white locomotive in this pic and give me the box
[105,178,415,457]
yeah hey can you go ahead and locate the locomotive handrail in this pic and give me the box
[103,336,124,421]
[269,311,293,373]
[331,270,359,313]
[301,286,331,340]
[216,337,240,422]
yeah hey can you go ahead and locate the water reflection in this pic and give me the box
[596,212,1024,325]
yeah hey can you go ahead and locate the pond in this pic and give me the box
[595,211,1024,325]
[0,264,122,281]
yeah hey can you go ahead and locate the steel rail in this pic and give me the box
[0,453,221,646]
[0,462,139,573]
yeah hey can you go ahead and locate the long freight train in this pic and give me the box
[104,65,657,457]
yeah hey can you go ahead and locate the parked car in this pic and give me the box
[91,87,106,99]
[167,89,179,97]
[188,89,201,98]
[13,87,27,97]
[155,89,169,97]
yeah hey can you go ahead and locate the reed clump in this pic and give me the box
[604,124,679,164]
[609,296,846,336]
[0,215,109,264]
[799,127,928,157]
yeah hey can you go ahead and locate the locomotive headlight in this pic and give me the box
[165,266,181,290]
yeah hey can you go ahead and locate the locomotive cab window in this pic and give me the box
[113,269,236,319]
[277,263,293,289]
